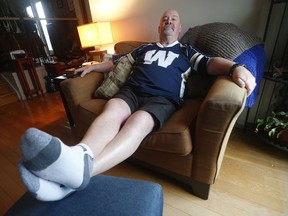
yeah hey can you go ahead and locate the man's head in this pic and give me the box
[158,9,182,44]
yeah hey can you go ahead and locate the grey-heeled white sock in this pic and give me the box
[18,162,75,201]
[20,128,94,190]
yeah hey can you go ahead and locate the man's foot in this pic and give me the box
[18,162,75,201]
[20,128,94,190]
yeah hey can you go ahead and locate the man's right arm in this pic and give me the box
[207,57,256,96]
[74,60,114,77]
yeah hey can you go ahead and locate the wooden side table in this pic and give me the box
[14,57,44,99]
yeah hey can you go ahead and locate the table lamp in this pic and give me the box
[77,22,113,62]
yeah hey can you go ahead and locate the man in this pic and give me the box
[18,9,256,201]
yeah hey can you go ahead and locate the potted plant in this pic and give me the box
[255,111,288,150]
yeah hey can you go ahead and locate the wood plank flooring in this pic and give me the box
[0,92,287,215]
[0,77,18,107]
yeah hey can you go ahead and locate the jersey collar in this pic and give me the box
[157,40,179,48]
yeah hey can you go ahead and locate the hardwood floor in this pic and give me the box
[0,92,287,215]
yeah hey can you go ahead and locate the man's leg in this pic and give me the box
[81,98,132,157]
[20,98,132,190]
[88,95,178,175]
[89,109,155,175]
[19,97,155,201]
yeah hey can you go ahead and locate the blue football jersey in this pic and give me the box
[117,41,210,104]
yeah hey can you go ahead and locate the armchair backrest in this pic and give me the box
[114,41,149,55]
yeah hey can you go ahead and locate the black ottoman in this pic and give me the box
[5,175,163,216]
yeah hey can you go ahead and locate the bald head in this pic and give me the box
[158,9,182,45]
[160,9,181,23]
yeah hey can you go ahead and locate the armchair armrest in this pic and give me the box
[192,75,246,183]
[60,72,104,126]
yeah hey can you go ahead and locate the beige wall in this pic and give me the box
[88,0,270,44]
[87,0,274,126]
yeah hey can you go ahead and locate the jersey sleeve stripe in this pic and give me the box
[190,53,205,71]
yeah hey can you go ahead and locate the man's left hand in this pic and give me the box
[232,66,256,96]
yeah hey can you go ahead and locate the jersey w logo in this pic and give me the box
[144,50,179,68]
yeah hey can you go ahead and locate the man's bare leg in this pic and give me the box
[18,97,154,201]
[89,109,155,175]
[78,97,154,175]
[80,98,133,157]
[18,98,131,197]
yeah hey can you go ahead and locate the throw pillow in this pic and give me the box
[94,54,134,99]
[180,22,262,60]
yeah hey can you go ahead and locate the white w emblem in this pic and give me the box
[144,50,179,68]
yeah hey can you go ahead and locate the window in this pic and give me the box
[26,2,53,51]
[0,0,81,60]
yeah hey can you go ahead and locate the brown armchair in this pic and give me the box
[61,43,246,199]
[60,38,247,199]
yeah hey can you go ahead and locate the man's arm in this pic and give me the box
[207,57,256,96]
[74,60,114,78]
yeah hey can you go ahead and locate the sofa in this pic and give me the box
[60,23,264,199]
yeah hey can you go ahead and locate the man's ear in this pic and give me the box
[158,25,160,34]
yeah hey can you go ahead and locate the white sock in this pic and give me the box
[20,128,94,189]
[18,162,75,201]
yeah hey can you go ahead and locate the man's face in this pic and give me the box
[158,10,182,39]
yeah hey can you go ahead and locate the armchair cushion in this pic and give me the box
[141,99,202,155]
[77,96,201,156]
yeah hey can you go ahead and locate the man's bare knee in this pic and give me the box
[127,110,155,132]
[102,98,131,120]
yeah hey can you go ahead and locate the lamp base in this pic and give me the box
[89,50,107,62]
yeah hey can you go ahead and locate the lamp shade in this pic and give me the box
[77,22,113,48]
